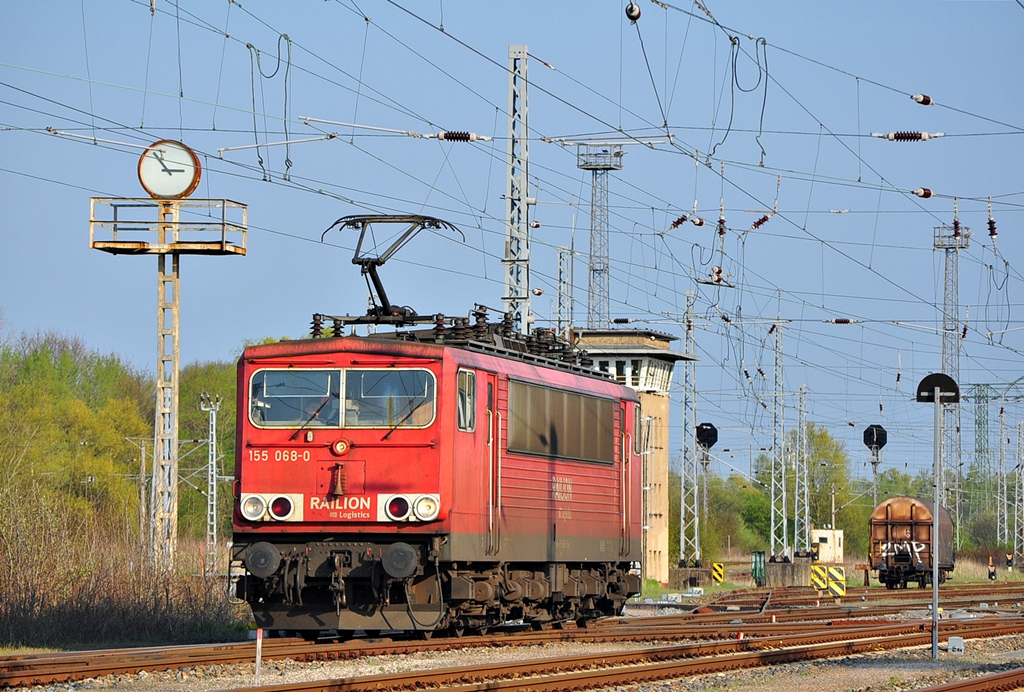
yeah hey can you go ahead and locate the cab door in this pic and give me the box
[483,374,502,556]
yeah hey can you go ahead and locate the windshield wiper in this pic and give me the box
[381,402,420,441]
[290,395,335,441]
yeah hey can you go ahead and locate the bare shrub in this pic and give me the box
[0,481,247,649]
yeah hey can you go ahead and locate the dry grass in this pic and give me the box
[0,483,248,650]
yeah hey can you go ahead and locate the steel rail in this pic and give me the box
[3,601,1022,686]
[219,620,1024,692]
[913,667,1024,692]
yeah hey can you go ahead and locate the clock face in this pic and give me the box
[138,140,201,199]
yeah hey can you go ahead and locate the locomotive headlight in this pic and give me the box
[385,495,411,521]
[269,495,294,521]
[241,495,266,521]
[413,494,440,521]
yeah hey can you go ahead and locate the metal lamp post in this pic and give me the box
[916,373,959,661]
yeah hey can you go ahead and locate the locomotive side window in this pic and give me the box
[345,369,435,428]
[507,380,614,463]
[250,370,341,427]
[634,404,643,454]
[457,370,476,432]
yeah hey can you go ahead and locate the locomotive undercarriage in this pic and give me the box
[234,537,639,635]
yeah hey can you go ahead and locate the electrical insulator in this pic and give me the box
[743,369,752,381]
[989,218,997,237]
[913,188,933,199]
[691,217,705,227]
[756,367,766,378]
[427,131,492,142]
[669,214,688,230]
[961,325,967,339]
[874,131,944,142]
[612,317,630,324]
[911,93,933,106]
[530,220,541,228]
[751,214,770,230]
[625,2,641,21]
[717,218,726,236]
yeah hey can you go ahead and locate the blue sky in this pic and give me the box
[2,1,1023,485]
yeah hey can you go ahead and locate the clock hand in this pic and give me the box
[153,150,185,175]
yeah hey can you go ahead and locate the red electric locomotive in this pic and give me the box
[231,215,643,636]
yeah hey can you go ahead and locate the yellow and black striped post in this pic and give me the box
[712,562,725,583]
[810,565,827,590]
[827,566,846,597]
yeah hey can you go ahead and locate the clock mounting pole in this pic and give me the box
[89,141,247,570]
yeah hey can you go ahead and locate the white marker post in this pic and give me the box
[255,627,263,685]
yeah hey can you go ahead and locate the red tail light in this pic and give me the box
[386,496,410,521]
[270,496,294,521]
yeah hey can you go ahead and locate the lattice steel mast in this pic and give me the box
[557,245,572,341]
[576,144,623,328]
[999,403,1008,545]
[934,201,969,546]
[793,385,810,554]
[769,321,788,559]
[679,291,700,566]
[503,45,534,335]
[1016,421,1024,564]
[201,393,222,575]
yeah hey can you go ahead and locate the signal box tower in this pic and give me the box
[90,140,246,568]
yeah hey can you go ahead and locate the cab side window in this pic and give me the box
[457,370,476,432]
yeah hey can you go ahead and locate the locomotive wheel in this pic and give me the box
[415,630,433,640]
[531,621,551,631]
[448,623,466,638]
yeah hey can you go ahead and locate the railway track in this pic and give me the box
[5,584,1024,688]
[203,619,1024,692]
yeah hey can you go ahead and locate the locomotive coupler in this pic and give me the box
[330,574,346,616]
[281,551,307,606]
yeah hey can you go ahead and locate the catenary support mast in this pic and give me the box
[503,45,533,335]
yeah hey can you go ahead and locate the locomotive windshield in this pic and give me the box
[249,368,434,429]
